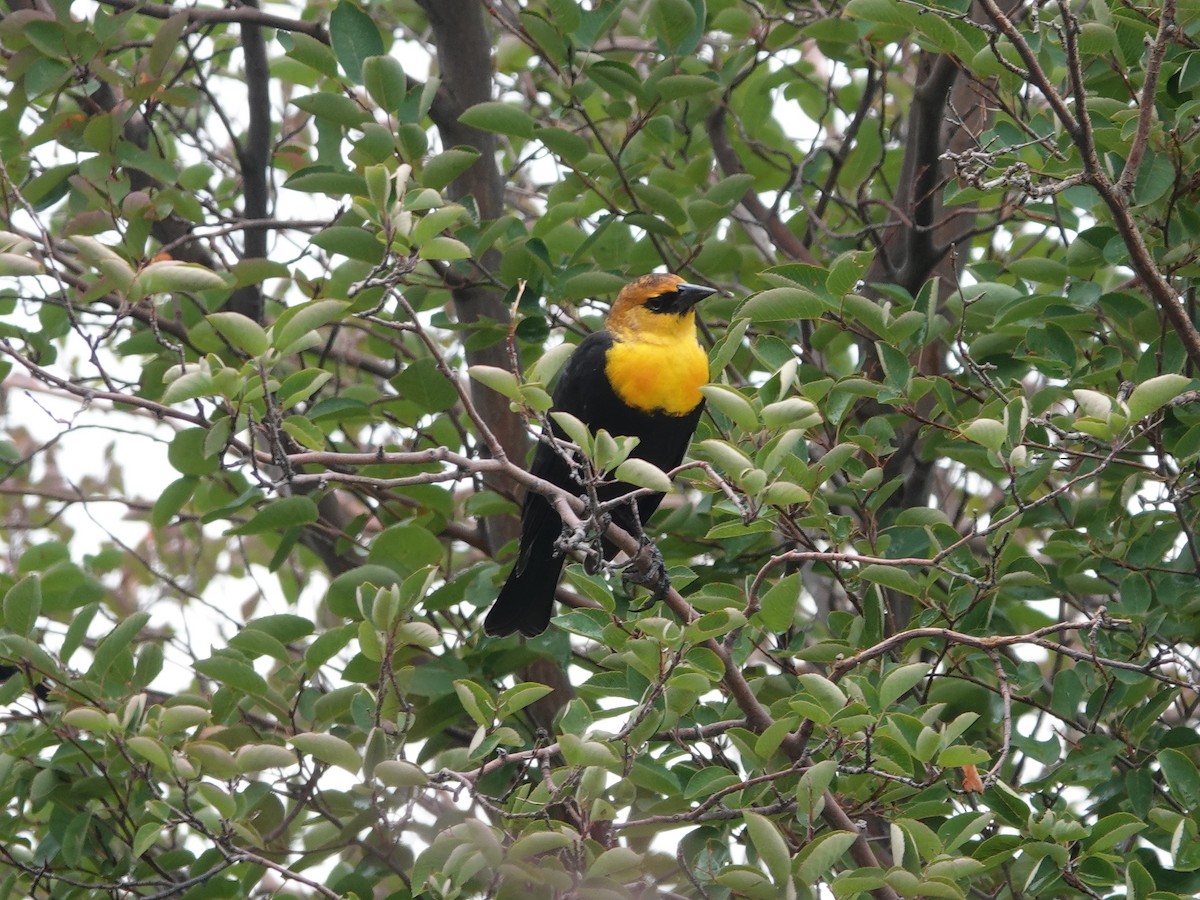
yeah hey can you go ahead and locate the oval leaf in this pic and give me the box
[614,457,674,493]
[291,731,362,773]
[458,101,535,139]
[206,312,270,356]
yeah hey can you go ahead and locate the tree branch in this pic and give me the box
[92,0,328,40]
[707,103,817,264]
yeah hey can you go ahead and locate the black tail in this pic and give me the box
[484,519,564,637]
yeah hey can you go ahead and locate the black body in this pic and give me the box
[483,331,703,637]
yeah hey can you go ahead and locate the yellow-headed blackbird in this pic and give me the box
[484,273,716,637]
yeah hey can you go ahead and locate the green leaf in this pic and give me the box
[827,249,874,296]
[279,416,323,452]
[937,745,991,766]
[458,101,535,139]
[761,397,820,430]
[695,439,753,475]
[67,235,134,291]
[421,147,482,190]
[283,166,368,196]
[699,385,758,432]
[227,495,319,536]
[311,225,384,263]
[305,624,355,671]
[0,635,59,688]
[0,253,43,276]
[498,682,555,716]
[3,575,41,637]
[536,126,589,163]
[196,782,236,817]
[796,830,859,882]
[742,811,790,885]
[468,365,522,401]
[127,735,171,771]
[132,821,161,858]
[292,92,373,127]
[844,0,911,26]
[206,312,270,356]
[151,477,196,529]
[1126,373,1190,421]
[131,261,228,298]
[159,704,212,732]
[279,368,334,408]
[757,573,800,632]
[738,287,827,322]
[1160,748,1200,809]
[796,672,847,714]
[23,162,77,211]
[329,0,385,82]
[1077,21,1118,55]
[236,743,297,772]
[797,759,838,810]
[60,603,100,664]
[271,300,351,355]
[161,369,215,405]
[682,608,747,642]
[508,830,575,860]
[754,717,797,759]
[559,733,621,767]
[650,0,699,51]
[281,32,339,78]
[362,55,407,112]
[858,563,924,598]
[684,766,741,800]
[707,173,755,206]
[88,611,151,680]
[614,457,674,493]
[412,205,468,245]
[374,759,429,787]
[655,73,719,100]
[417,235,472,260]
[368,524,446,574]
[588,847,643,879]
[761,481,809,506]
[61,707,115,733]
[291,731,362,773]
[981,782,1030,829]
[961,417,1006,452]
[391,358,458,413]
[1085,812,1146,852]
[454,679,495,726]
[878,662,930,710]
[194,654,269,697]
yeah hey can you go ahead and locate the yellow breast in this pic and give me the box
[604,326,708,416]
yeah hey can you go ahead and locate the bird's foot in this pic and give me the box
[554,520,590,559]
[622,539,670,608]
[581,497,612,575]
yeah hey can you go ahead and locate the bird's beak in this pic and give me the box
[675,282,718,309]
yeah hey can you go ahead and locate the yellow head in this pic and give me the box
[602,274,717,415]
[605,273,717,343]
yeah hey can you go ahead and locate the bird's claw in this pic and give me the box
[621,539,670,608]
[581,495,612,575]
[554,521,589,558]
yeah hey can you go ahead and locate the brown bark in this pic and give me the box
[417,0,528,545]
[417,0,571,730]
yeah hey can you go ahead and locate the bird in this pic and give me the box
[484,273,716,638]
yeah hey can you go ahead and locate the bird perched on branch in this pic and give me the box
[484,273,716,638]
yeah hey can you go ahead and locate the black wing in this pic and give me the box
[543,330,702,542]
[509,330,615,576]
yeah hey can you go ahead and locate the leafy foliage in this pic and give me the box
[2,0,1200,897]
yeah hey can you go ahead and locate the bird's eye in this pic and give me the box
[644,294,667,312]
